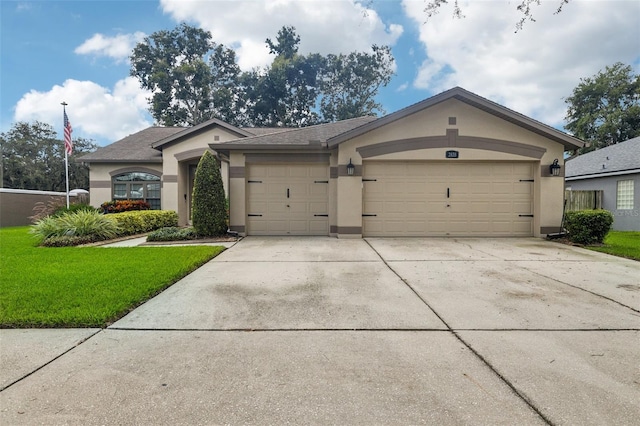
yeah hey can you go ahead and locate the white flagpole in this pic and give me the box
[62,102,70,209]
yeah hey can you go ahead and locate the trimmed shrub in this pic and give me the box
[101,200,151,214]
[30,210,120,245]
[564,209,614,245]
[192,151,227,237]
[147,227,198,242]
[110,210,178,236]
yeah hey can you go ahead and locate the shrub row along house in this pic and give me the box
[79,87,584,238]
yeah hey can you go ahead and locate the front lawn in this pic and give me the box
[587,231,640,261]
[0,227,224,328]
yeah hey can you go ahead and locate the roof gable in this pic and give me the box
[327,87,584,150]
[565,137,640,178]
[151,118,254,149]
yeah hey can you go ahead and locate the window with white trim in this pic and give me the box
[616,180,634,210]
[112,172,161,209]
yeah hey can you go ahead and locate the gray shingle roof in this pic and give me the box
[78,127,184,163]
[78,125,289,163]
[565,137,640,179]
[211,116,377,149]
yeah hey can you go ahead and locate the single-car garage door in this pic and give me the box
[246,163,329,235]
[363,161,534,237]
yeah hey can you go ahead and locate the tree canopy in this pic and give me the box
[130,24,395,128]
[565,62,640,154]
[1,121,97,191]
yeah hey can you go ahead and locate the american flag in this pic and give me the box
[64,110,73,155]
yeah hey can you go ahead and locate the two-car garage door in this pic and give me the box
[362,161,534,237]
[246,164,329,235]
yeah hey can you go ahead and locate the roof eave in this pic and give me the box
[209,143,327,151]
[565,168,640,180]
[75,158,163,164]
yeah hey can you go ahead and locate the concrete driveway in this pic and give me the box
[1,237,639,425]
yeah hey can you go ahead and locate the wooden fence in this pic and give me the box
[564,190,603,211]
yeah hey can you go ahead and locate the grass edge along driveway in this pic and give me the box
[0,227,224,328]
[587,231,640,261]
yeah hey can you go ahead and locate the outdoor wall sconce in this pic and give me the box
[549,159,561,177]
[347,158,355,176]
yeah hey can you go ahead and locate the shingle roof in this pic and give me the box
[78,124,288,163]
[78,127,184,163]
[565,137,640,179]
[211,116,377,150]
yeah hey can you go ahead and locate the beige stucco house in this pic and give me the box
[80,87,584,238]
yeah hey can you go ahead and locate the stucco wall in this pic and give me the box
[161,128,238,225]
[566,173,640,231]
[88,163,163,209]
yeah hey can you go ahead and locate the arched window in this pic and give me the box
[112,172,161,209]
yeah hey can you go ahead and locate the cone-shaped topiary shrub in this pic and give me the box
[192,150,227,237]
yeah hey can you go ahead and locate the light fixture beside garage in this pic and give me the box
[347,158,355,176]
[549,159,561,177]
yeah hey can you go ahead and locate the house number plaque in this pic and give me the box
[446,150,459,159]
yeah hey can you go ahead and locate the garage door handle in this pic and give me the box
[447,188,450,198]
[287,188,290,198]
[362,214,377,217]
[248,214,263,217]
[314,214,329,217]
[519,214,534,217]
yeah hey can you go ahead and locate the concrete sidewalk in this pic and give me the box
[1,237,639,425]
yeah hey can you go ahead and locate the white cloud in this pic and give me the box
[74,32,146,63]
[14,78,153,145]
[403,0,640,127]
[159,0,403,70]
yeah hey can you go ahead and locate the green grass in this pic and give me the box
[587,231,640,261]
[0,227,225,328]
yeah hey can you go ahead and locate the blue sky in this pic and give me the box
[2,0,639,147]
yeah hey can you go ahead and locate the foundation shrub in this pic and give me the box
[564,209,613,245]
[111,210,178,236]
[101,200,151,213]
[147,227,198,242]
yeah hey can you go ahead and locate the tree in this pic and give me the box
[320,45,394,121]
[565,62,640,154]
[191,151,227,237]
[130,24,396,128]
[130,23,243,127]
[244,26,395,127]
[244,26,323,127]
[1,121,97,191]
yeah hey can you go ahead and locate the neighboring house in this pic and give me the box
[565,137,640,231]
[80,87,584,238]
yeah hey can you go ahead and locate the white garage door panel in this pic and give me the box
[363,161,534,237]
[247,163,329,236]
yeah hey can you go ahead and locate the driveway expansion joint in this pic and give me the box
[364,239,555,425]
